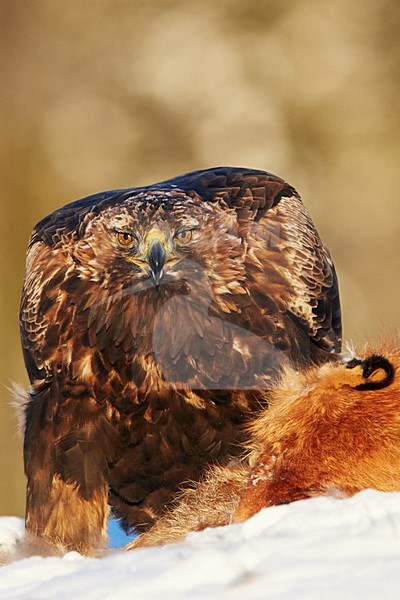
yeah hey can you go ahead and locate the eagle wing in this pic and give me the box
[20,237,121,549]
[155,166,342,355]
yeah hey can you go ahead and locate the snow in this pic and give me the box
[1,490,400,600]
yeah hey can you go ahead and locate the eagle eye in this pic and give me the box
[175,229,193,245]
[116,232,135,247]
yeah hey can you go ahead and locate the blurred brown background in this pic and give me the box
[0,0,399,516]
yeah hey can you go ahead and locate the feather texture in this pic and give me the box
[19,166,341,552]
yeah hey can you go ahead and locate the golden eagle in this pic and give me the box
[19,167,341,553]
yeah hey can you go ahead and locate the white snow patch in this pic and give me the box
[1,489,400,599]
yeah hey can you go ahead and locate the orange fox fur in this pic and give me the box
[129,341,400,549]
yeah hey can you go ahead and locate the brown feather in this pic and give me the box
[19,166,341,553]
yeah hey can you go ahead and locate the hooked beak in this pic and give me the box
[148,239,166,287]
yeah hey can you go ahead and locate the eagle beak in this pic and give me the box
[148,238,166,286]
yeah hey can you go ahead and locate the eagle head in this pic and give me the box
[73,191,245,307]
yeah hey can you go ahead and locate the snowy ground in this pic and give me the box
[1,490,400,600]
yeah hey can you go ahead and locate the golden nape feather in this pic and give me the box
[19,166,341,554]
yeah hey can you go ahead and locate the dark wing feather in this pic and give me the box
[19,242,64,384]
[267,193,342,353]
[29,188,131,247]
[155,167,341,355]
[151,166,294,222]
[29,167,290,247]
